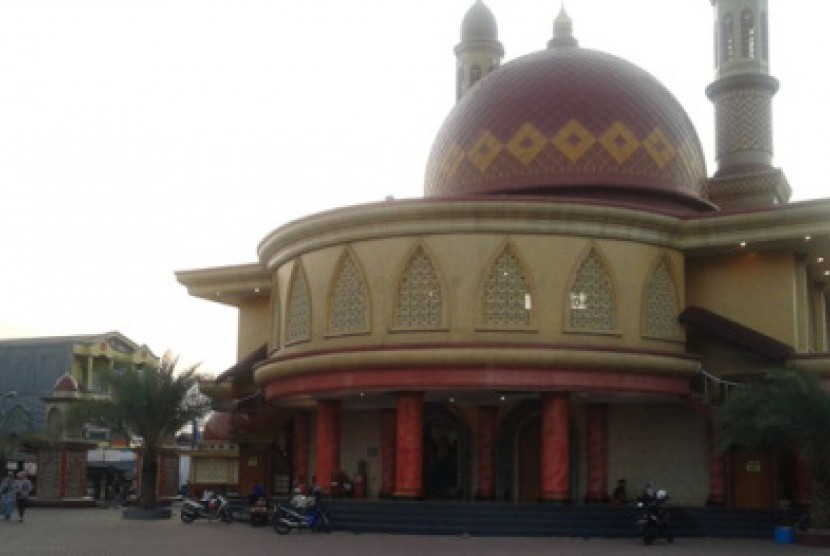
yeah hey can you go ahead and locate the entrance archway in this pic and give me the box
[423,403,471,499]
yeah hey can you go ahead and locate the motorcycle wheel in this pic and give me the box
[316,512,331,533]
[180,511,195,524]
[274,520,291,535]
[219,508,234,523]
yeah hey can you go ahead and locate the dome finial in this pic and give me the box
[548,2,578,49]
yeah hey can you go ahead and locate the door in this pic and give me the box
[517,419,540,501]
[732,451,774,509]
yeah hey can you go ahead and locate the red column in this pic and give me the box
[476,405,498,500]
[393,392,424,499]
[315,400,341,496]
[707,423,726,506]
[380,408,397,497]
[585,404,608,502]
[541,393,569,501]
[293,412,311,490]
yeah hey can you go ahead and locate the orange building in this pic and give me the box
[178,1,829,509]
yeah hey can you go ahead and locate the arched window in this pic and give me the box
[481,245,531,327]
[394,245,443,329]
[328,249,370,335]
[470,64,482,86]
[567,247,617,332]
[286,261,311,344]
[741,9,756,59]
[722,14,734,63]
[760,11,769,61]
[642,256,681,340]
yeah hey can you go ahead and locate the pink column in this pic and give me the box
[292,411,311,489]
[315,400,341,496]
[476,406,498,500]
[585,405,608,502]
[380,408,397,497]
[707,423,726,506]
[393,392,424,499]
[541,393,569,501]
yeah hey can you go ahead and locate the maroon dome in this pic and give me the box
[425,45,710,210]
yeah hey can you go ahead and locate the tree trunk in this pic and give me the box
[139,447,158,509]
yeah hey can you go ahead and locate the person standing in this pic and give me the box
[0,471,14,520]
[13,471,32,522]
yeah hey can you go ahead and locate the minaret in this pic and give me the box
[455,1,504,102]
[706,0,790,208]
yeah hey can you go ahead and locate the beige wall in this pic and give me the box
[340,411,382,497]
[608,404,708,506]
[272,234,685,355]
[237,296,271,358]
[686,251,797,346]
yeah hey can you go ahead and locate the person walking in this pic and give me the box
[13,471,32,522]
[0,471,14,520]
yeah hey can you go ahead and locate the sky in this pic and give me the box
[1,0,828,376]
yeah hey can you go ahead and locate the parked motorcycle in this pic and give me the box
[272,491,331,535]
[636,489,673,545]
[180,493,234,524]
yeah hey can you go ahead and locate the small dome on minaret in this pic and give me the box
[461,0,498,42]
[548,5,579,49]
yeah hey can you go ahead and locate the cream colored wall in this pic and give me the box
[607,404,708,506]
[237,296,271,359]
[339,411,382,497]
[271,234,685,354]
[686,251,797,346]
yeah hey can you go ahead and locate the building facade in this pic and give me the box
[177,1,830,508]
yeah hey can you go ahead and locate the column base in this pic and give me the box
[392,491,423,501]
[584,494,610,504]
[475,493,496,501]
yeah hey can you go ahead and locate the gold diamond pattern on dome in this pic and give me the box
[468,131,503,172]
[506,123,548,166]
[642,128,675,169]
[599,121,640,164]
[552,119,596,163]
[439,143,465,180]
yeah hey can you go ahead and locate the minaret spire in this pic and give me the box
[705,0,790,208]
[455,1,504,101]
[548,3,578,49]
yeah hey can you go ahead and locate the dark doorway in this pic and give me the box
[422,403,470,500]
[517,418,541,501]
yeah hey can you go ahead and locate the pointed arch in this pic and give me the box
[391,242,446,330]
[477,241,535,329]
[741,9,756,59]
[327,246,371,336]
[641,253,682,340]
[565,243,618,333]
[285,259,311,345]
[271,274,281,350]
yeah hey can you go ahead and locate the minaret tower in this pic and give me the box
[455,1,504,102]
[706,0,790,208]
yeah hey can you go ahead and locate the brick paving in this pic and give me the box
[0,504,818,555]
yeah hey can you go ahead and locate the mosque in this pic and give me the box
[177,0,830,509]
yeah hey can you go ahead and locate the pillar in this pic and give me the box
[476,405,498,500]
[585,404,608,502]
[540,393,569,501]
[707,423,726,506]
[292,411,311,490]
[380,408,397,497]
[393,392,424,499]
[315,400,341,496]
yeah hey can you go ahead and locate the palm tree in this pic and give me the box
[714,369,830,529]
[0,392,33,473]
[68,352,211,509]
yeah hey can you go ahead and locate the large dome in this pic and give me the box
[425,44,711,211]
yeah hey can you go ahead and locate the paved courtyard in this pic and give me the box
[0,504,818,555]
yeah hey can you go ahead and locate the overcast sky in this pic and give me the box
[1,0,828,376]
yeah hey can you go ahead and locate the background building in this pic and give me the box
[177,1,830,508]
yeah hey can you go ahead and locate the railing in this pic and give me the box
[690,369,740,406]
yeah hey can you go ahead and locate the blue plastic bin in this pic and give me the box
[774,526,795,544]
